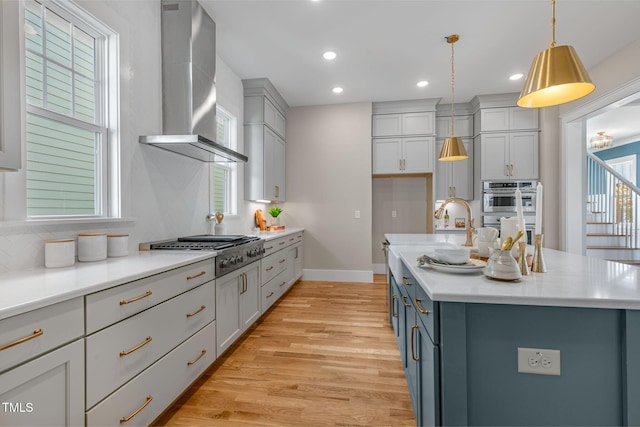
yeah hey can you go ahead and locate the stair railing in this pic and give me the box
[587,152,640,249]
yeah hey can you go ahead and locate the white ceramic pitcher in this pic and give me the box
[475,227,499,257]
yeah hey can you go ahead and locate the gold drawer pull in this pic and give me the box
[402,276,411,286]
[120,395,152,423]
[280,281,286,287]
[187,349,207,366]
[289,238,294,241]
[266,245,274,250]
[187,271,206,280]
[186,305,206,318]
[120,336,152,357]
[266,291,274,298]
[120,290,152,305]
[401,296,411,307]
[414,298,431,315]
[279,241,285,245]
[266,266,274,271]
[0,329,43,352]
[392,296,398,318]
[279,259,286,264]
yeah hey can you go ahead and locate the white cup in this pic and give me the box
[107,234,129,257]
[477,239,499,257]
[45,239,76,268]
[476,227,499,257]
[78,233,107,262]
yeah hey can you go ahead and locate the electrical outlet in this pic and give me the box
[517,347,561,376]
[354,210,361,219]
[392,210,397,218]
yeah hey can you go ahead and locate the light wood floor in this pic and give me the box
[154,277,415,426]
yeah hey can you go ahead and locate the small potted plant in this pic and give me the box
[267,206,283,227]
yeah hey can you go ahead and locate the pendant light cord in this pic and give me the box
[449,36,456,137]
[550,0,556,47]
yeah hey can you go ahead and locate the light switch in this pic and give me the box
[355,210,361,219]
[392,210,397,218]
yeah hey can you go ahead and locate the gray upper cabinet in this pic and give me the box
[0,0,22,171]
[243,78,288,202]
[476,107,538,133]
[372,112,435,137]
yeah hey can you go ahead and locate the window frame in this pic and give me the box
[210,105,238,216]
[22,0,120,220]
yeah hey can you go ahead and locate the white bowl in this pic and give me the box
[434,247,471,264]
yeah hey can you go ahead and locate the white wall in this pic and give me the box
[0,0,255,273]
[285,102,373,282]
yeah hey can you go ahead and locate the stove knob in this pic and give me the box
[220,259,229,268]
[237,255,244,263]
[247,249,255,257]
[229,256,237,265]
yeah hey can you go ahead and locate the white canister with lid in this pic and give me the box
[107,234,129,257]
[45,239,76,268]
[78,233,107,262]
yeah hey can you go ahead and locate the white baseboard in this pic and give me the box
[372,263,386,274]
[302,269,374,283]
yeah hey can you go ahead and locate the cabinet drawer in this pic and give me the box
[86,321,216,426]
[86,282,215,408]
[263,236,288,257]
[0,297,83,374]
[262,251,287,284]
[261,275,282,313]
[284,232,303,247]
[86,259,214,334]
[414,284,439,344]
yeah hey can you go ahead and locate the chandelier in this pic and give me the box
[590,132,613,150]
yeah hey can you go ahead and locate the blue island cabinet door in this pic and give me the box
[417,321,440,427]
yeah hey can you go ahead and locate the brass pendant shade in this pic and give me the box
[517,45,595,108]
[439,136,467,162]
[438,34,468,162]
[517,0,595,108]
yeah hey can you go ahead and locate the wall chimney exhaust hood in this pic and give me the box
[139,0,248,163]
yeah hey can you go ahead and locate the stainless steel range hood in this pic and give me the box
[139,0,247,163]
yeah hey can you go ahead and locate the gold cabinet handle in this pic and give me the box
[401,296,411,307]
[275,185,280,198]
[187,350,206,366]
[279,259,286,263]
[0,329,43,352]
[266,245,274,250]
[289,238,295,242]
[295,247,299,259]
[186,305,206,318]
[266,266,274,271]
[414,298,431,315]
[120,290,152,305]
[120,336,152,357]
[411,325,419,361]
[119,395,152,423]
[280,281,286,287]
[187,271,206,280]
[279,241,285,246]
[402,276,411,286]
[392,296,398,318]
[266,291,274,298]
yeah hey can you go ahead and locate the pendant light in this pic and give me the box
[438,34,468,162]
[517,0,595,108]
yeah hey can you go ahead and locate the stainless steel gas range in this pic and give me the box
[140,235,265,277]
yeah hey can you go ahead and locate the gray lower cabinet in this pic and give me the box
[0,339,84,426]
[215,261,261,356]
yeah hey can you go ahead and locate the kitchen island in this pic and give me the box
[386,233,640,427]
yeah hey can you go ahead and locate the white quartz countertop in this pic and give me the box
[253,227,304,241]
[388,233,640,310]
[0,251,215,321]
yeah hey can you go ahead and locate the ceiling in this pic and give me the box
[202,0,640,109]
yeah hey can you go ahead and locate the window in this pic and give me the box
[211,106,237,215]
[24,0,119,218]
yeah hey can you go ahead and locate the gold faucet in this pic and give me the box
[434,197,475,247]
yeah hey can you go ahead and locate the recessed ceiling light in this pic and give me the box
[510,73,524,81]
[417,80,429,88]
[332,87,343,94]
[323,51,337,60]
